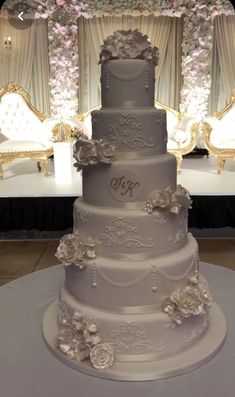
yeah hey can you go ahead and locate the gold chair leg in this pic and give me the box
[217,156,225,174]
[42,159,49,176]
[37,161,42,172]
[177,156,183,174]
[0,163,3,180]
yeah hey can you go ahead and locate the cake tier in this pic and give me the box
[73,198,188,258]
[59,286,209,362]
[64,233,198,311]
[83,154,176,207]
[91,108,167,156]
[44,299,226,381]
[101,60,155,108]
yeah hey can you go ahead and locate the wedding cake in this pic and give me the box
[43,30,226,381]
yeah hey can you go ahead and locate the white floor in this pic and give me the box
[0,158,82,198]
[1,154,235,198]
[178,155,235,195]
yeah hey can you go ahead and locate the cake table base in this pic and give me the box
[43,300,226,382]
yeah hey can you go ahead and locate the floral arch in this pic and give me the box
[1,0,234,118]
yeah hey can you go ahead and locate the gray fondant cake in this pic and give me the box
[43,30,227,381]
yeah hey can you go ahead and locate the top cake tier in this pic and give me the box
[101,59,155,108]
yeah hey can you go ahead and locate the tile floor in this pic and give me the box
[0,238,234,286]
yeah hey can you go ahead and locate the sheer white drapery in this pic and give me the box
[30,19,50,115]
[0,18,35,88]
[208,15,235,115]
[0,18,50,114]
[78,15,183,113]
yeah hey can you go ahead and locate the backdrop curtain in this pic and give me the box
[208,14,235,115]
[78,15,183,113]
[29,19,50,115]
[0,18,50,114]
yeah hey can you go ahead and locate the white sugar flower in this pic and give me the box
[90,343,115,370]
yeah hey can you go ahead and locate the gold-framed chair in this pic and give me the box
[155,101,199,173]
[203,89,235,174]
[78,102,199,173]
[0,82,53,179]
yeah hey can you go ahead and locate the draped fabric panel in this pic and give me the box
[30,20,50,115]
[0,18,35,89]
[207,31,220,116]
[156,16,183,109]
[78,15,183,113]
[0,18,50,114]
[208,15,235,115]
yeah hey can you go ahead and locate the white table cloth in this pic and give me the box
[0,263,234,397]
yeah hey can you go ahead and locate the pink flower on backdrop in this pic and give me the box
[64,40,72,48]
[56,26,66,35]
[70,24,78,34]
[74,5,81,17]
[83,12,90,18]
[56,0,65,6]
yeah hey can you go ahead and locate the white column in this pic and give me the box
[53,142,74,184]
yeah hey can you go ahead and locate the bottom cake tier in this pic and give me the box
[43,298,226,381]
[58,284,210,359]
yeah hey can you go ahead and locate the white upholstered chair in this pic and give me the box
[203,89,235,174]
[0,83,53,179]
[155,101,199,173]
[78,103,199,173]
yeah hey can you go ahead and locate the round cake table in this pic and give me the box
[0,262,234,397]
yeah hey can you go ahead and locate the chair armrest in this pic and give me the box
[177,116,200,131]
[169,128,189,145]
[169,128,197,151]
[203,117,219,130]
[169,117,199,147]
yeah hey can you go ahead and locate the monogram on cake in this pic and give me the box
[43,30,226,381]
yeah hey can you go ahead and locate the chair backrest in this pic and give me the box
[0,83,47,141]
[214,89,235,120]
[209,89,235,145]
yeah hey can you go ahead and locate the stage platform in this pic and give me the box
[0,155,235,233]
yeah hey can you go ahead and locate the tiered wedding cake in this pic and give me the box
[43,30,226,381]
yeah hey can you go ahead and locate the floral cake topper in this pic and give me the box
[99,29,159,66]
